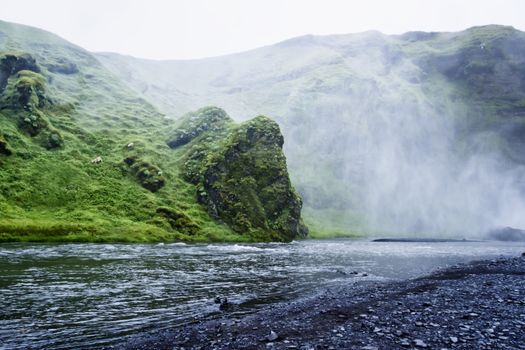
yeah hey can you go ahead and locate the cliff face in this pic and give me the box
[170,107,308,241]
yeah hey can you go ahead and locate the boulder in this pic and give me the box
[124,158,166,192]
[198,115,308,241]
[486,226,525,241]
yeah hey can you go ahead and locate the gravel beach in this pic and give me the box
[121,254,525,350]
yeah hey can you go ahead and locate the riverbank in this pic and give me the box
[121,254,525,350]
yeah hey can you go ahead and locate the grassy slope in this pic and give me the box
[0,21,296,243]
[97,25,525,238]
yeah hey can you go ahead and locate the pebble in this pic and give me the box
[268,331,279,342]
[130,256,525,350]
[413,339,428,348]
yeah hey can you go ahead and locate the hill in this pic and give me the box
[0,20,307,243]
[97,25,525,237]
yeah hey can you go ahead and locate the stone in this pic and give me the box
[268,331,279,342]
[413,339,427,348]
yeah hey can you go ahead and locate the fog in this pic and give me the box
[97,29,525,238]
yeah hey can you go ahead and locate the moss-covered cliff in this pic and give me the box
[169,107,308,241]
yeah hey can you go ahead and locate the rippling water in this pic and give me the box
[0,239,522,349]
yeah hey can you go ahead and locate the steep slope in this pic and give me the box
[0,21,306,243]
[97,25,525,237]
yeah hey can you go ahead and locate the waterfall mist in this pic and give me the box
[97,27,525,238]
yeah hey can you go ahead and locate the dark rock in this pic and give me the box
[0,52,40,93]
[45,59,79,74]
[124,159,166,192]
[219,298,229,311]
[156,207,199,235]
[198,114,308,241]
[0,136,12,155]
[487,227,525,241]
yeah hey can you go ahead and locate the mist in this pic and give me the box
[97,28,525,238]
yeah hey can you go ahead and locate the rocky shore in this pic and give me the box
[121,254,525,350]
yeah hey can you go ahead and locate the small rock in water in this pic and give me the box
[450,336,458,343]
[268,330,279,342]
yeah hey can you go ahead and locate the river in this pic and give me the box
[0,239,523,349]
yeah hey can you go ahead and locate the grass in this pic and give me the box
[0,25,285,243]
[0,39,309,243]
[302,206,366,239]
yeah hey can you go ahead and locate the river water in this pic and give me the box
[0,239,523,349]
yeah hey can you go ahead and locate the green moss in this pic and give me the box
[167,106,233,148]
[178,114,308,242]
[124,157,166,192]
[155,207,200,235]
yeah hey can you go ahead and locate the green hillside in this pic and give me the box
[98,25,525,237]
[0,21,307,243]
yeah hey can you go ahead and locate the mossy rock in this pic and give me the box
[167,106,233,149]
[124,157,166,192]
[189,114,308,241]
[44,58,79,75]
[0,52,40,93]
[18,112,47,136]
[10,70,47,109]
[156,207,200,235]
[43,129,64,150]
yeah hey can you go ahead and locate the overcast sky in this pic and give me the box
[2,0,525,60]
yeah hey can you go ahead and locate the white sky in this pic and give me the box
[2,0,525,60]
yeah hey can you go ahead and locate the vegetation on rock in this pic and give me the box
[167,106,233,149]
[123,156,166,192]
[172,109,308,241]
[0,21,308,243]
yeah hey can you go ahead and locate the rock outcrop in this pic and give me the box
[170,108,308,241]
[167,106,233,149]
[0,52,64,150]
[124,156,166,192]
[0,52,40,93]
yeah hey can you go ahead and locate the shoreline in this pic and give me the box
[120,253,525,350]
